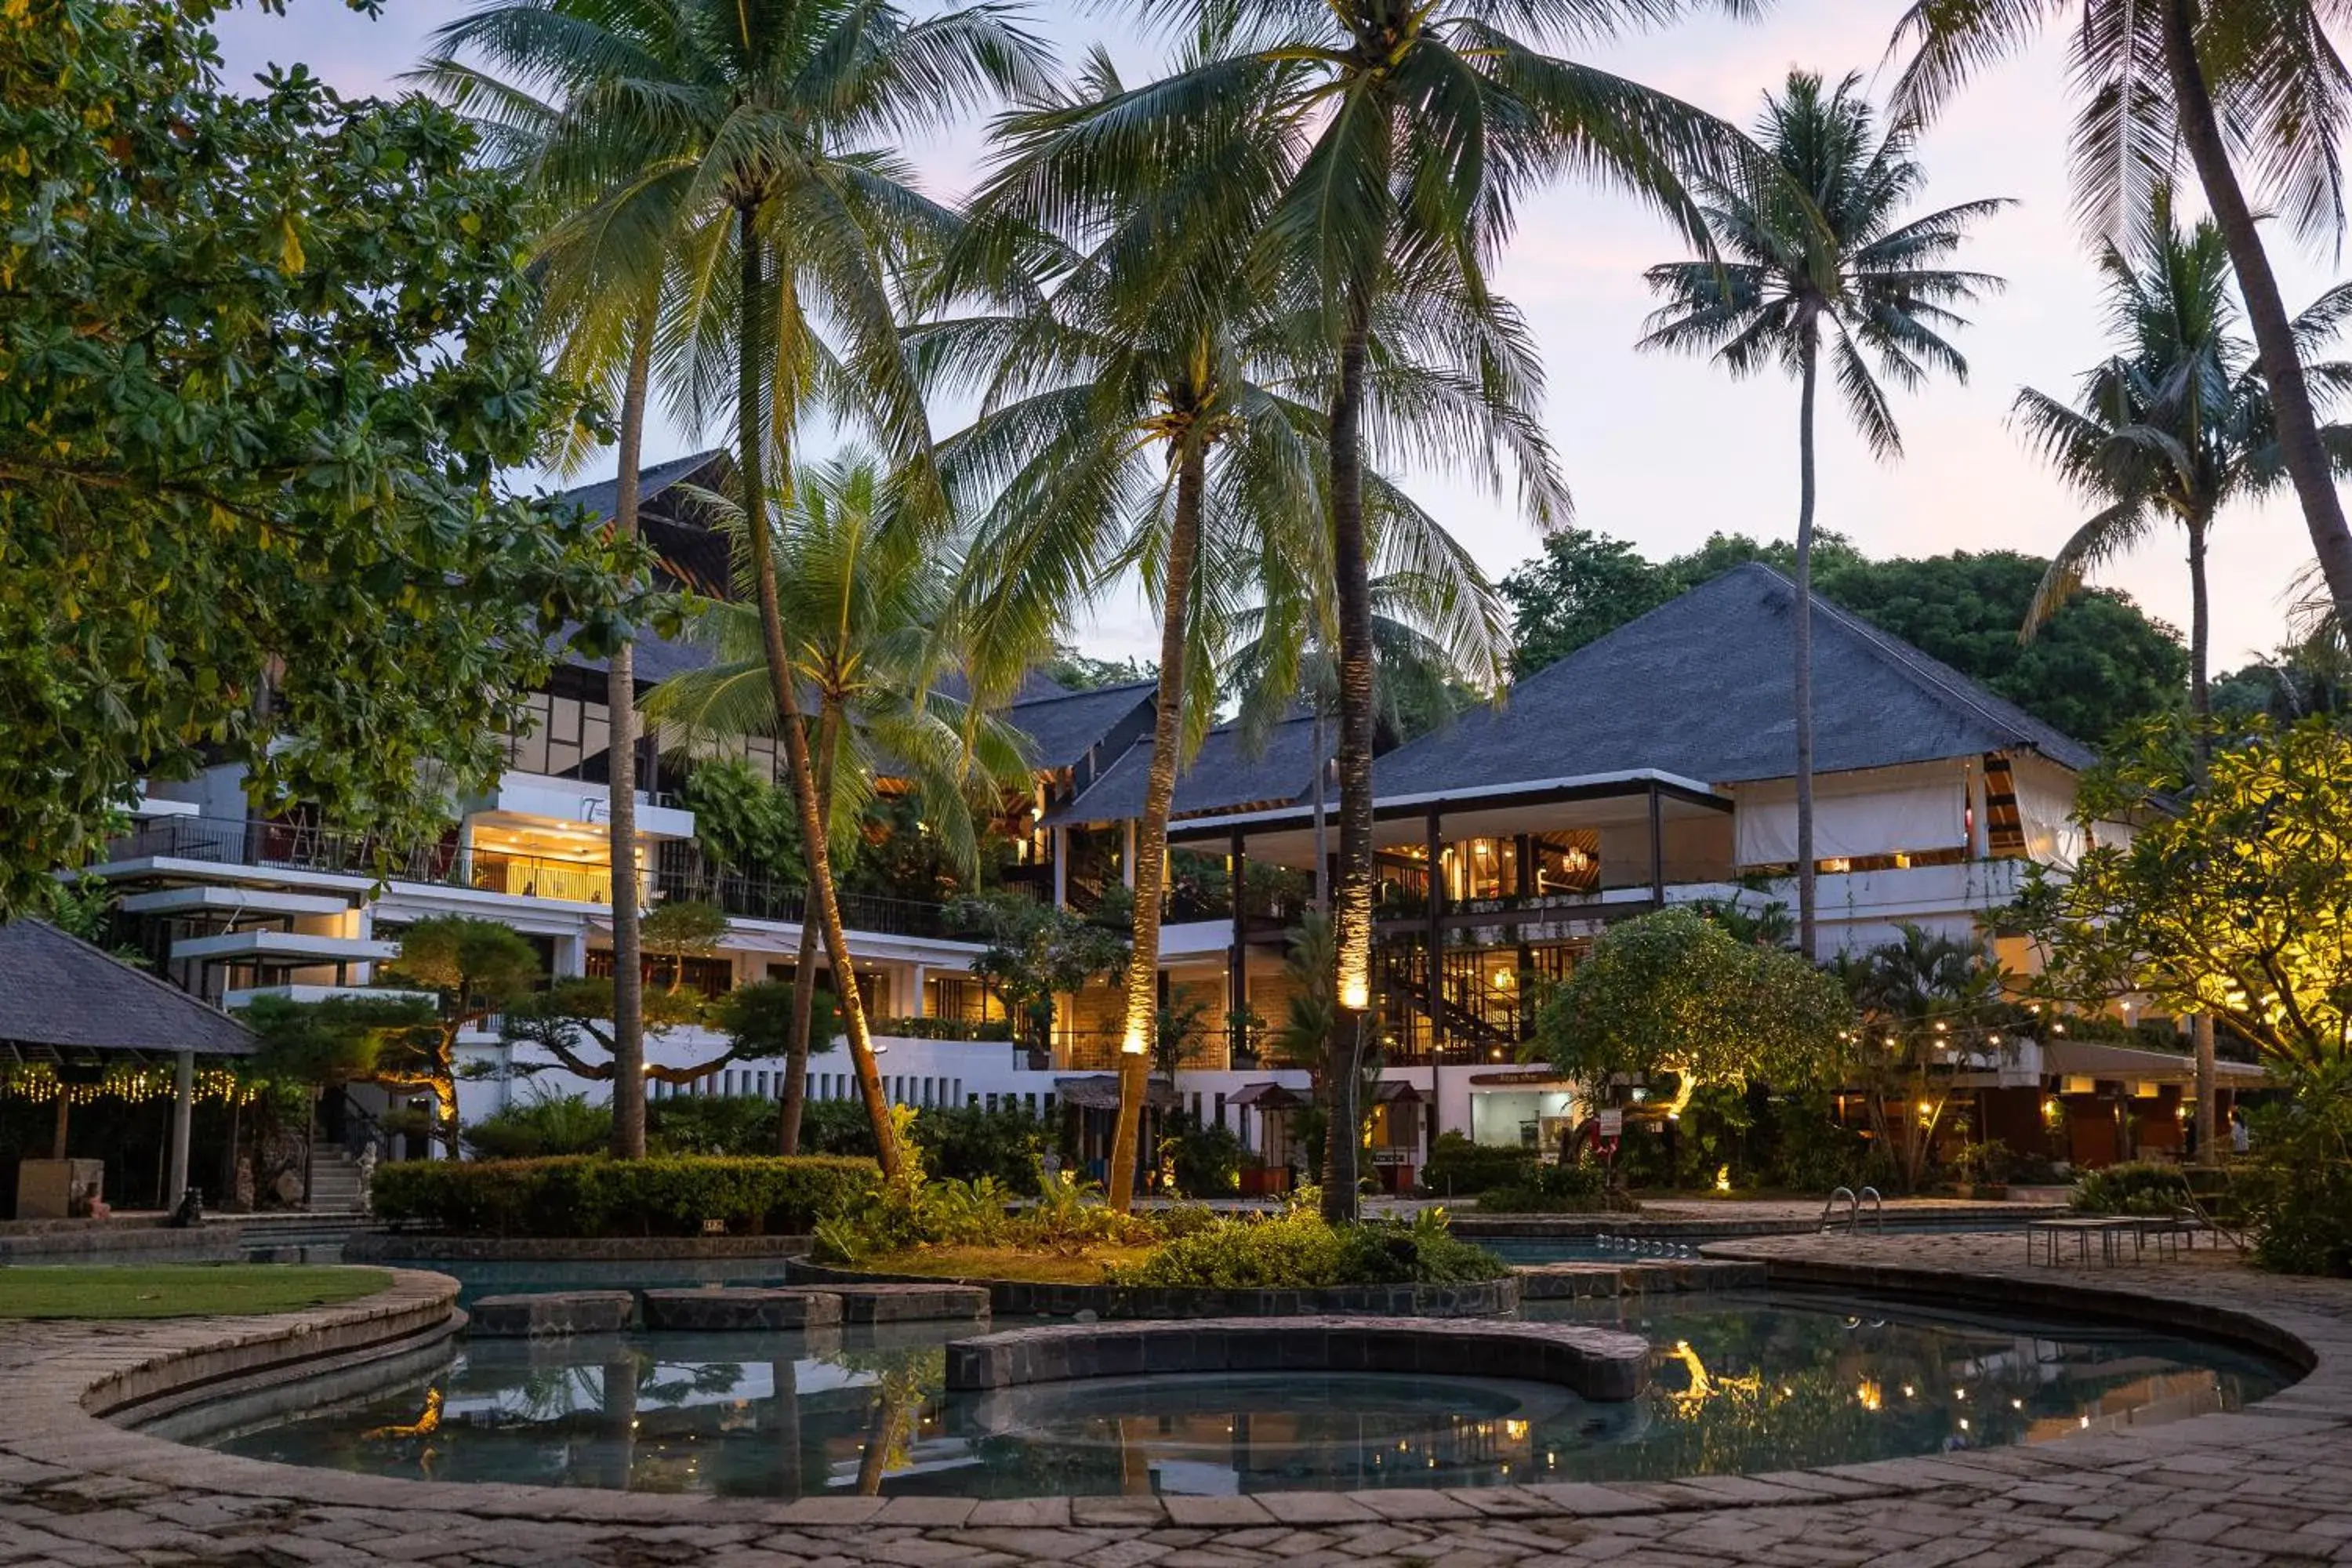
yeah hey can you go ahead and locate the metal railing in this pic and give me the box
[650,863,956,938]
[109,815,643,907]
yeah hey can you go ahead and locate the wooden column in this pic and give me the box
[166,1050,194,1207]
[1646,783,1666,906]
[1228,828,1248,1061]
[1426,808,1445,1062]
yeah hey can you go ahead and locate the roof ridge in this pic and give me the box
[1013,678,1156,706]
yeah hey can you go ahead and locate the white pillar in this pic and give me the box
[166,1051,194,1207]
[913,964,929,1018]
[1123,821,1138,889]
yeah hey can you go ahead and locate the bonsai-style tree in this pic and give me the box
[639,902,729,996]
[1535,907,1850,1123]
[2013,717,2352,1076]
[952,894,1130,1065]
[1834,924,2024,1193]
[503,977,820,1092]
[379,916,543,1155]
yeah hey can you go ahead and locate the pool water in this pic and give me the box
[169,1293,2288,1499]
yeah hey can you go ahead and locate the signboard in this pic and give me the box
[1596,1109,1624,1139]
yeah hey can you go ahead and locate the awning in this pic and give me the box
[1053,1074,1181,1112]
[1374,1080,1423,1104]
[1228,1080,1304,1109]
[2041,1039,2269,1088]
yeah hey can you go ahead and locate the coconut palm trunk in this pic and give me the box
[608,319,653,1160]
[734,205,902,1178]
[1794,328,1820,963]
[2161,0,2352,629]
[1107,436,1207,1211]
[778,702,840,1155]
[2186,510,2218,1157]
[1323,294,1374,1225]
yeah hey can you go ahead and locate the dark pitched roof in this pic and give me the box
[0,921,254,1056]
[1371,562,2097,797]
[557,449,735,598]
[1047,710,1323,827]
[557,448,728,527]
[1006,680,1157,773]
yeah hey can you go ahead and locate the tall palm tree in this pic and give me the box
[413,18,706,1160]
[1891,0,2352,632]
[2016,184,2352,758]
[924,38,1544,1210]
[648,457,1033,1156]
[2014,186,2352,1160]
[1639,70,2003,961]
[423,0,1051,1180]
[1078,0,1727,1218]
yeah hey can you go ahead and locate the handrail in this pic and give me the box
[1859,1185,1886,1233]
[1819,1185,1860,1234]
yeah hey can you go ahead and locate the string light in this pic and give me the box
[0,1063,267,1105]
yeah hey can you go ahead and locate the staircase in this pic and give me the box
[305,1143,368,1214]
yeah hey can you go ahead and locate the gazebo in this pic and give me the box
[0,919,254,1217]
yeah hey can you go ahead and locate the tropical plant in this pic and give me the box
[2016,184,2352,760]
[420,0,1051,1189]
[949,892,1131,1062]
[1640,69,2004,960]
[649,458,1032,1159]
[1835,924,2022,1193]
[1535,906,1852,1124]
[1890,0,2352,632]
[0,0,640,912]
[466,1091,615,1160]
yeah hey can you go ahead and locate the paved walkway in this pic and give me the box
[4,1236,2350,1566]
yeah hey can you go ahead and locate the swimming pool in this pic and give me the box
[161,1290,2288,1499]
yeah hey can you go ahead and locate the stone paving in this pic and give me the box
[5,1235,2352,1566]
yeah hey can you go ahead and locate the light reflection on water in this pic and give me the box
[185,1294,2288,1498]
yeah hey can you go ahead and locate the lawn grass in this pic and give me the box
[858,1243,1159,1284]
[0,1265,394,1320]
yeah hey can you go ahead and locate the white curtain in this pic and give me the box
[2011,753,2087,869]
[1735,768,1968,868]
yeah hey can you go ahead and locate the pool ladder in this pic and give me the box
[1818,1186,1886,1236]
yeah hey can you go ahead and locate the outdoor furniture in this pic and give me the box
[2027,1216,2143,1267]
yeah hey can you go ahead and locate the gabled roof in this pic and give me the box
[1047,710,1323,827]
[0,920,253,1056]
[557,449,735,599]
[1006,680,1157,774]
[1372,562,2097,798]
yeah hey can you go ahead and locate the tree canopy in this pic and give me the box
[1532,906,1850,1112]
[2014,718,2352,1074]
[1502,534,2184,745]
[0,0,641,911]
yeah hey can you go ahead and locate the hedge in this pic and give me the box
[1417,1132,1538,1196]
[371,1155,881,1237]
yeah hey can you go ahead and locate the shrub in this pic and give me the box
[1109,1207,1508,1289]
[648,1094,780,1156]
[465,1093,613,1160]
[910,1104,1051,1195]
[872,1017,1014,1042]
[1476,1160,1622,1214]
[1417,1132,1536,1196]
[2072,1161,2194,1217]
[1164,1118,1246,1198]
[371,1155,880,1236]
[2241,1065,2352,1276]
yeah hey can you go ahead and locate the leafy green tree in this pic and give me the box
[1501,529,1678,676]
[678,757,807,884]
[1641,69,2005,961]
[2013,718,2352,1076]
[501,975,806,1091]
[2015,184,2352,760]
[380,916,546,1155]
[0,0,637,911]
[1824,553,2184,746]
[1892,0,2352,632]
[1534,907,1851,1124]
[648,458,1029,1155]
[1039,647,1154,691]
[951,894,1131,1064]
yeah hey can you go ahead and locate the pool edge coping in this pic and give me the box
[2,1243,2346,1534]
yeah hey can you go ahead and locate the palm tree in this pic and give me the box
[422,0,1050,1181]
[1074,0,1730,1218]
[2016,184,2352,760]
[924,37,1542,1210]
[1891,0,2352,632]
[1639,70,2003,961]
[647,457,1033,1156]
[413,16,707,1160]
[2014,186,2352,1162]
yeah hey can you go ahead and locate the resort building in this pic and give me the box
[70,456,2176,1186]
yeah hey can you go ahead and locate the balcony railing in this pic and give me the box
[649,862,957,939]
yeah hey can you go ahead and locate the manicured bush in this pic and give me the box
[466,1094,612,1160]
[1109,1208,1508,1289]
[648,1094,784,1156]
[873,1017,1014,1042]
[1476,1160,1623,1214]
[371,1155,880,1237]
[1417,1131,1536,1196]
[911,1103,1051,1195]
[2071,1161,2194,1217]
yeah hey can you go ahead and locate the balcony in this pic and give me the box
[463,771,695,840]
[649,860,960,940]
[100,814,639,908]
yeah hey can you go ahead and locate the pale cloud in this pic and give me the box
[210,0,2349,677]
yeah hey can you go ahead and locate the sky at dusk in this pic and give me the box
[212,0,2352,678]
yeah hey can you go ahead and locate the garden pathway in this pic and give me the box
[2,1234,2350,1567]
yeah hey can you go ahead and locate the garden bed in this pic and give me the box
[787,1255,1520,1319]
